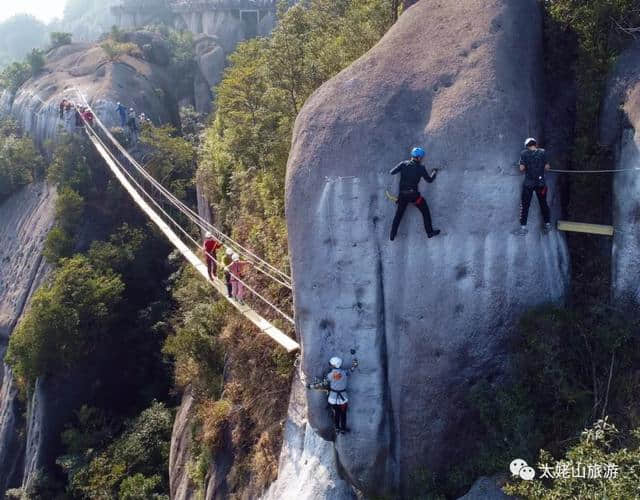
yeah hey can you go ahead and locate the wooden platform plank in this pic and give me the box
[557,220,614,236]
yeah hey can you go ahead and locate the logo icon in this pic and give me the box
[510,458,536,481]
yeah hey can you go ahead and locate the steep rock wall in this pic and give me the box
[600,42,640,305]
[2,37,178,145]
[285,0,569,494]
[0,182,56,494]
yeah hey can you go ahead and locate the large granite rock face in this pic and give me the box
[0,182,56,495]
[600,42,640,305]
[286,0,569,494]
[2,38,178,146]
[263,375,356,500]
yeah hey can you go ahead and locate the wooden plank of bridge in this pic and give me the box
[86,129,300,352]
[557,220,614,236]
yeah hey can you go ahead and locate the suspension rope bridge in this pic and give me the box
[71,91,299,352]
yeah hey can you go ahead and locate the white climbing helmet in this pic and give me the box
[232,253,239,262]
[204,231,212,239]
[524,137,537,147]
[329,357,342,369]
[226,248,233,256]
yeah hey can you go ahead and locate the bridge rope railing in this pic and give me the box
[71,88,293,290]
[82,120,299,351]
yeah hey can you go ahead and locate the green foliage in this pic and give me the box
[5,255,124,389]
[505,418,640,499]
[163,266,225,397]
[101,40,142,61]
[59,402,172,499]
[55,187,84,232]
[50,32,73,49]
[0,118,44,202]
[139,124,196,200]
[0,61,30,93]
[454,305,640,496]
[26,48,45,77]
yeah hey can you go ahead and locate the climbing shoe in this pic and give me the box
[427,230,441,238]
[543,222,552,233]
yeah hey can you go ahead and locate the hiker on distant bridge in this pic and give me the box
[127,108,139,143]
[203,231,222,280]
[519,137,551,235]
[223,248,234,298]
[116,101,127,127]
[307,356,358,434]
[389,147,440,241]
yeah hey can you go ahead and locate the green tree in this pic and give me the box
[0,61,30,93]
[50,32,72,49]
[0,121,44,202]
[59,402,172,499]
[505,418,640,499]
[5,255,124,388]
[26,48,45,77]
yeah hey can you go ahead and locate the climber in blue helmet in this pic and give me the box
[389,146,440,241]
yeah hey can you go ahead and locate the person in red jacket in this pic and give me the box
[82,108,94,127]
[203,232,222,280]
[227,253,251,305]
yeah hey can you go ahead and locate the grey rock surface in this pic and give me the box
[457,475,512,499]
[1,40,178,145]
[286,0,569,494]
[600,42,640,305]
[263,373,356,500]
[169,388,196,500]
[0,182,56,495]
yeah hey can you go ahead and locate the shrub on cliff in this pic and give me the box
[0,119,44,202]
[504,418,640,499]
[58,402,172,499]
[50,32,73,49]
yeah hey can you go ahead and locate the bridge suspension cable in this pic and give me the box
[82,119,298,351]
[71,88,293,289]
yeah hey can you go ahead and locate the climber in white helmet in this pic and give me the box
[307,355,358,434]
[518,137,551,235]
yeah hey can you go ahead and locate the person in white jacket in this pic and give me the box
[308,356,358,434]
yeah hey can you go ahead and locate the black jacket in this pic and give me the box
[390,159,436,192]
[520,148,548,187]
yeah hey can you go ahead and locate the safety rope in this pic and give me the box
[85,122,295,325]
[549,167,640,173]
[71,86,292,288]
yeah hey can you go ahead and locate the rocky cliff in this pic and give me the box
[601,41,640,306]
[0,182,56,494]
[3,34,178,146]
[285,0,569,495]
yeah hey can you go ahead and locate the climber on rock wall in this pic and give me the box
[203,231,222,280]
[519,137,551,235]
[307,356,358,434]
[389,147,440,241]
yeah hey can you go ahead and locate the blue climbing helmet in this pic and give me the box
[411,147,425,159]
